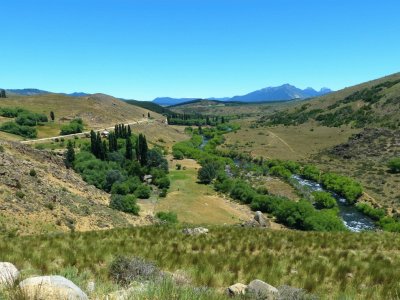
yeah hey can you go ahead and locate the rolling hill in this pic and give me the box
[0,93,163,138]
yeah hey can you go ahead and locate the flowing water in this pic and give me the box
[199,134,375,232]
[292,175,376,232]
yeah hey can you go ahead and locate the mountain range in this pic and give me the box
[153,84,332,106]
[3,88,89,97]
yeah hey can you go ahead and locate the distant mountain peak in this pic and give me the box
[152,84,332,106]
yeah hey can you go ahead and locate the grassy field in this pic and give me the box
[1,226,399,299]
[221,120,358,161]
[155,158,252,224]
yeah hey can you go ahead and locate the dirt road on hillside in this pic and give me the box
[21,118,150,144]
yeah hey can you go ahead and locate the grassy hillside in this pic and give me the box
[0,140,154,236]
[0,93,163,138]
[170,99,294,117]
[124,99,174,115]
[1,226,400,299]
[220,73,400,212]
[255,72,400,129]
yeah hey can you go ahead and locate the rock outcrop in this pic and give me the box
[242,211,271,228]
[246,279,279,300]
[19,275,88,300]
[0,262,19,286]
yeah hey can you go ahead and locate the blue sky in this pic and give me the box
[1,0,399,100]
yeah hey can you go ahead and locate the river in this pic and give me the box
[200,134,375,232]
[292,175,375,232]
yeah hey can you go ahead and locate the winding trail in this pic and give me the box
[266,129,296,153]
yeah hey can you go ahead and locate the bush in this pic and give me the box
[198,162,220,184]
[154,176,170,189]
[134,185,151,199]
[388,158,400,173]
[172,149,184,160]
[15,112,48,126]
[312,191,337,209]
[109,256,160,286]
[321,173,363,203]
[269,165,292,179]
[110,194,140,215]
[29,169,37,177]
[0,121,37,138]
[304,209,347,231]
[156,211,178,224]
[159,188,168,198]
[60,118,84,135]
[230,180,257,204]
[356,203,386,221]
[301,165,321,182]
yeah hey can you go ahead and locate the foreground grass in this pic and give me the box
[0,226,400,299]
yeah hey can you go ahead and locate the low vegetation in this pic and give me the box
[0,107,50,138]
[1,226,400,299]
[60,118,84,135]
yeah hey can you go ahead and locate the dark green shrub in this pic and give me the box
[155,211,178,224]
[29,169,37,177]
[134,185,151,199]
[312,191,337,209]
[388,158,400,173]
[110,194,140,215]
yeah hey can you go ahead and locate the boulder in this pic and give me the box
[19,275,88,300]
[182,227,209,235]
[242,212,271,228]
[0,262,19,286]
[246,279,279,300]
[226,283,247,297]
[254,211,268,227]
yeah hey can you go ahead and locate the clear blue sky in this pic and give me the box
[1,0,399,100]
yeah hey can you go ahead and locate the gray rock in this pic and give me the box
[254,211,268,227]
[182,227,209,235]
[0,262,19,286]
[226,283,247,296]
[19,275,88,300]
[246,279,279,300]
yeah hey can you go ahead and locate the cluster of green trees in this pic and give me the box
[300,165,363,203]
[0,89,6,98]
[0,121,37,138]
[0,107,50,138]
[356,202,400,232]
[320,173,363,203]
[213,174,346,231]
[60,118,84,135]
[167,113,226,126]
[72,127,170,214]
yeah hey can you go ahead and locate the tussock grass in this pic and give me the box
[0,226,400,299]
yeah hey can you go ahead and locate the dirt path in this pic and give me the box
[266,129,296,153]
[20,118,150,144]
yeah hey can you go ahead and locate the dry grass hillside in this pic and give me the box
[0,140,151,236]
[0,93,164,138]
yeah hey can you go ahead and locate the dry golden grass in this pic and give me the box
[155,158,253,224]
[0,93,164,138]
[221,120,358,161]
